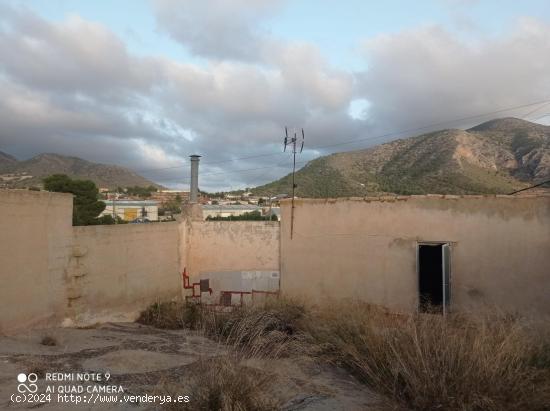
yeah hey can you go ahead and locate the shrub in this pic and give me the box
[162,356,279,411]
[136,301,202,330]
[305,301,550,411]
[201,298,307,358]
[40,335,57,346]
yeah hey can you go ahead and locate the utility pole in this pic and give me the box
[283,127,304,239]
[112,193,117,224]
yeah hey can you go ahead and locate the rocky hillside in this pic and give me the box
[0,152,161,189]
[0,151,18,169]
[253,118,550,197]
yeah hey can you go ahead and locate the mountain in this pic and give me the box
[0,151,18,170]
[252,118,550,197]
[0,152,162,189]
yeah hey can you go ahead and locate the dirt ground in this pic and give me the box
[0,323,384,410]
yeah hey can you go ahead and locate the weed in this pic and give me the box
[162,356,279,411]
[136,301,202,330]
[40,335,57,346]
[305,301,550,411]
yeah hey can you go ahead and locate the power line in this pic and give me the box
[508,179,550,195]
[522,101,550,120]
[135,98,550,175]
[176,160,309,182]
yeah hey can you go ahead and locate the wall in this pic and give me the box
[0,190,280,334]
[280,195,550,315]
[70,222,181,324]
[0,190,183,333]
[186,221,280,276]
[0,190,73,333]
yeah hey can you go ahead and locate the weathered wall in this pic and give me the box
[70,222,181,324]
[280,195,550,315]
[0,190,280,333]
[0,190,73,333]
[187,221,280,276]
[0,190,181,333]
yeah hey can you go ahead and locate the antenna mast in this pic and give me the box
[283,127,305,239]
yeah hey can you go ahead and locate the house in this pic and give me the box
[150,190,189,204]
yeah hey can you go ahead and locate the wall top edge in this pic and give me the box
[0,189,73,198]
[279,193,550,205]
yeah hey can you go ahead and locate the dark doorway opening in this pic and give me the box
[418,243,450,313]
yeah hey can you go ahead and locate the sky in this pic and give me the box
[0,0,549,191]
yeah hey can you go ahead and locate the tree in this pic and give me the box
[43,174,106,226]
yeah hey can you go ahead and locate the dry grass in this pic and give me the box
[201,299,308,358]
[139,299,550,411]
[137,301,202,330]
[162,356,280,411]
[305,301,550,411]
[40,335,57,346]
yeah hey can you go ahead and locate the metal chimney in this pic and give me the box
[189,154,201,203]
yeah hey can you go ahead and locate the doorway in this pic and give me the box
[418,243,450,314]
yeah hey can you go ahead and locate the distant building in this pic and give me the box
[203,204,262,220]
[265,207,281,221]
[150,190,189,205]
[202,204,281,221]
[100,200,159,221]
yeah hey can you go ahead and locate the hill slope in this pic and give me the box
[0,152,161,189]
[0,151,18,170]
[253,118,550,197]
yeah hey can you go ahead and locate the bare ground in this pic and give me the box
[0,323,384,410]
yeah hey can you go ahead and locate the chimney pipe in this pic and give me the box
[189,155,201,203]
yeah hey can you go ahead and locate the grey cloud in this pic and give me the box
[357,19,550,135]
[153,0,283,61]
[4,3,549,192]
[0,9,157,102]
[0,4,358,191]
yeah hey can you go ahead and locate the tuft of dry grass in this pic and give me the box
[136,301,202,330]
[162,356,280,411]
[40,335,57,346]
[201,298,307,358]
[305,301,550,411]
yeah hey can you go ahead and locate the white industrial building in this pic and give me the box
[203,204,262,219]
[100,200,159,222]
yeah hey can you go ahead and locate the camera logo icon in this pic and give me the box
[17,373,38,393]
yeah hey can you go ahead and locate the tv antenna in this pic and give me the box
[283,127,304,239]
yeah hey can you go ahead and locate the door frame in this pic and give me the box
[416,241,452,315]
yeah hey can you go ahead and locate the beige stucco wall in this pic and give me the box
[186,221,280,277]
[70,222,181,324]
[0,190,182,333]
[0,190,281,333]
[280,195,550,315]
[0,190,73,334]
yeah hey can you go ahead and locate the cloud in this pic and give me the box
[153,0,283,61]
[0,11,157,102]
[0,4,357,190]
[1,2,550,191]
[357,18,550,135]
